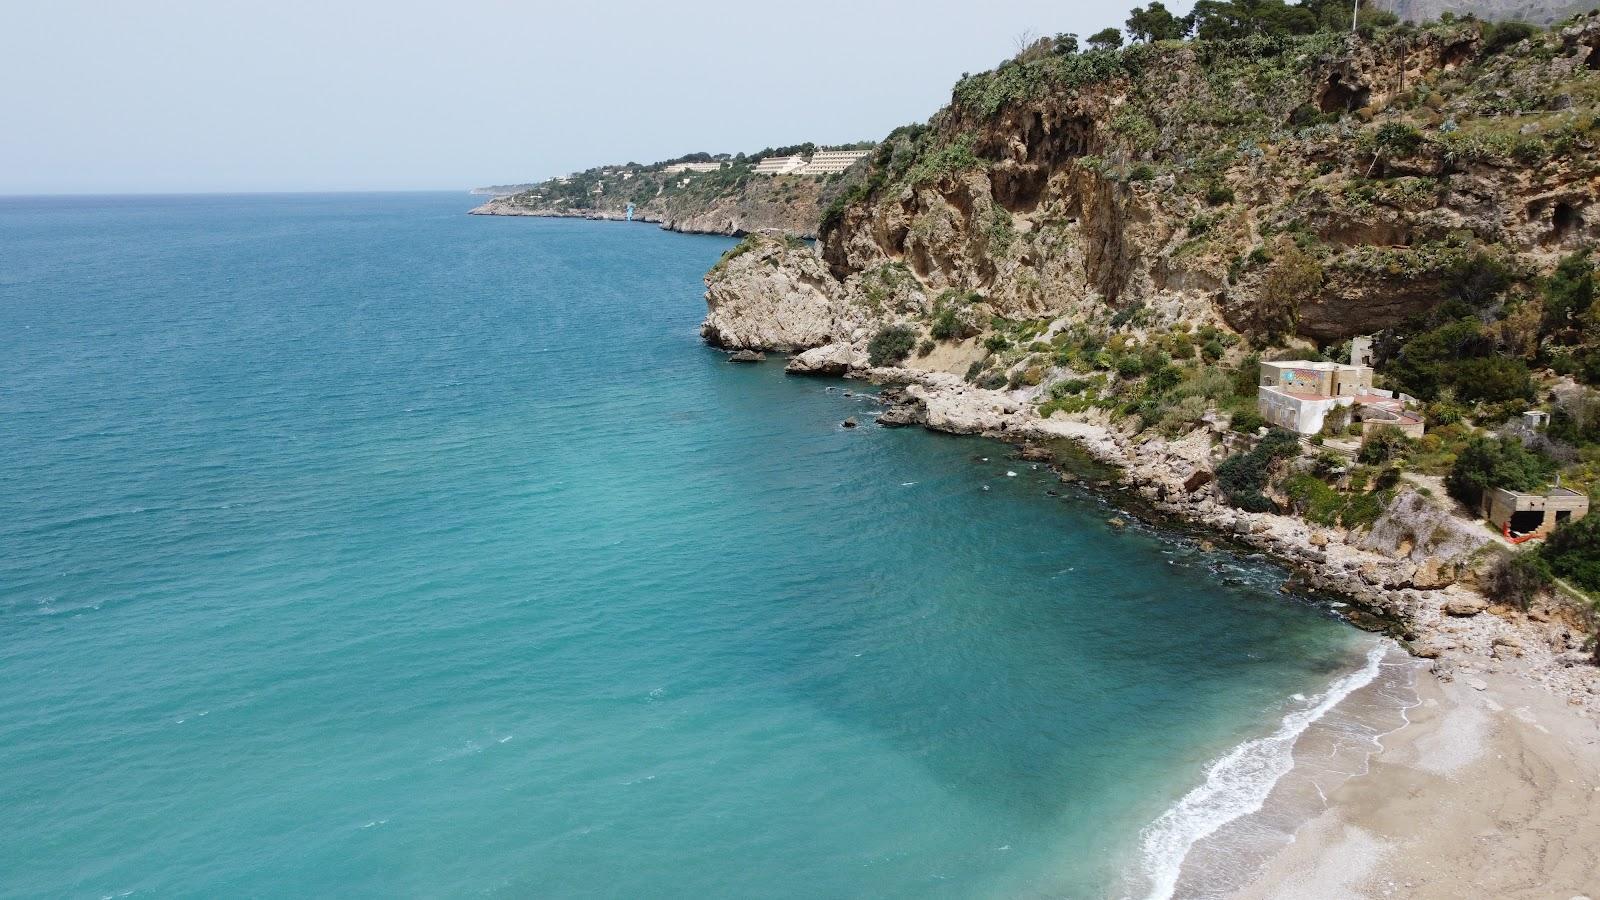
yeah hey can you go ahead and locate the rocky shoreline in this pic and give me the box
[468,199,778,238]
[779,354,1600,718]
[468,188,823,239]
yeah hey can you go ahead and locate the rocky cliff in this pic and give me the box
[708,16,1600,350]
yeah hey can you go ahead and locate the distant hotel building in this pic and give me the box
[750,148,872,176]
[799,149,871,174]
[751,154,809,175]
[663,162,725,174]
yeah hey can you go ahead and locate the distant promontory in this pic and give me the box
[468,144,874,238]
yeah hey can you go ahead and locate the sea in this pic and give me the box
[0,193,1415,898]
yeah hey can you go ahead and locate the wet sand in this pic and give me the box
[1234,670,1600,899]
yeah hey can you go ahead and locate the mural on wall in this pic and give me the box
[1282,369,1323,391]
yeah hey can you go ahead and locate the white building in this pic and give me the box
[1256,359,1421,436]
[799,149,871,175]
[751,154,808,175]
[663,162,724,174]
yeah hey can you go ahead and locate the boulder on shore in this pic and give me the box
[785,343,865,376]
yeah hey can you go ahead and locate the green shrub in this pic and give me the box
[1358,425,1412,464]
[1205,183,1236,206]
[1540,514,1600,592]
[1481,21,1537,56]
[867,324,917,367]
[1490,553,1553,610]
[1542,251,1595,332]
[983,333,1011,353]
[1217,429,1301,511]
[1445,435,1556,507]
[1230,407,1266,433]
[1373,122,1423,157]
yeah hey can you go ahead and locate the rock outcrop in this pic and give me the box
[785,343,867,375]
[701,239,867,351]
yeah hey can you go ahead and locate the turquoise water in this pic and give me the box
[0,194,1374,898]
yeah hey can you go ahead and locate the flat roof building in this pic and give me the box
[1484,486,1589,542]
[1255,358,1423,437]
[663,162,724,174]
[751,154,808,175]
[799,149,871,175]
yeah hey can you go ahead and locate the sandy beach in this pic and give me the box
[1235,669,1600,899]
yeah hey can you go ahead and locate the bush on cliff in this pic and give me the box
[1358,425,1412,464]
[1540,513,1600,593]
[1444,435,1555,507]
[1386,319,1533,404]
[1542,251,1595,334]
[1217,428,1301,512]
[1481,21,1537,56]
[867,325,918,367]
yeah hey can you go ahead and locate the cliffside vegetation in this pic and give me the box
[708,2,1600,602]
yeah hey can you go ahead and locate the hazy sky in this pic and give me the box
[0,1,1195,194]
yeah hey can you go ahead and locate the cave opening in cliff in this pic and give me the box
[1551,202,1582,244]
[1318,75,1370,114]
[1586,44,1600,70]
[1441,41,1475,70]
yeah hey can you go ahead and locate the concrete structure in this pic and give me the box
[1522,410,1550,429]
[799,149,871,175]
[1483,486,1589,541]
[1350,335,1373,367]
[1355,401,1425,439]
[1259,359,1374,397]
[751,154,808,175]
[663,162,724,174]
[1255,357,1424,437]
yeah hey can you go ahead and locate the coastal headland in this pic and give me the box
[469,145,870,238]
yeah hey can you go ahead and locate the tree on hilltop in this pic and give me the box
[1126,2,1192,42]
[1088,27,1126,50]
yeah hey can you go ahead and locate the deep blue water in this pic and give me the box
[0,193,1374,898]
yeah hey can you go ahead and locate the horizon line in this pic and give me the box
[0,188,480,199]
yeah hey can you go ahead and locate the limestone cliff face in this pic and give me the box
[700,239,871,350]
[707,18,1600,350]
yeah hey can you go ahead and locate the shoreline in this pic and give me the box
[1231,667,1600,899]
[466,199,815,240]
[811,360,1600,897]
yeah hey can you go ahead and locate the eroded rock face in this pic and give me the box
[701,239,868,352]
[713,21,1600,349]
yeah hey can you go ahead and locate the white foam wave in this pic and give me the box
[1136,641,1390,900]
